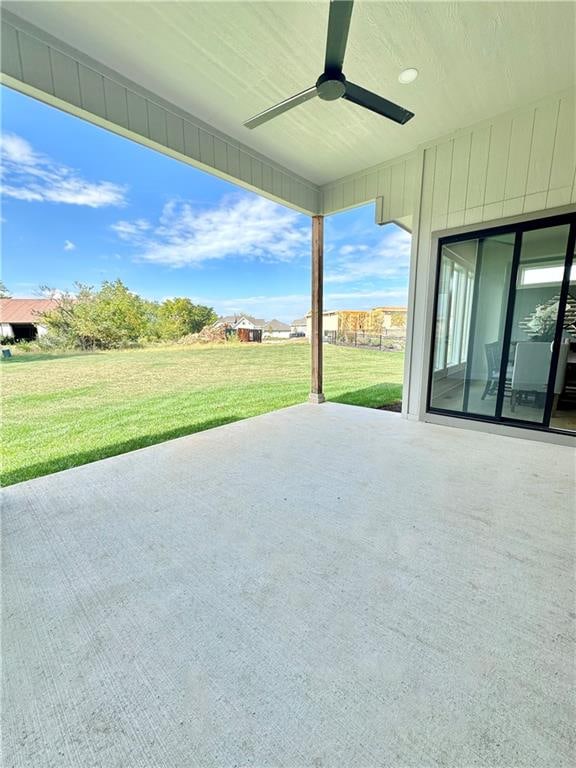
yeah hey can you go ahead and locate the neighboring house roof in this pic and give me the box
[217,315,290,331]
[0,298,58,324]
[291,317,307,326]
[242,316,266,328]
[265,319,291,331]
[216,314,266,328]
[372,306,408,313]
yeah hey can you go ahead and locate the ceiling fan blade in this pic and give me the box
[343,81,414,124]
[324,0,354,73]
[244,87,318,129]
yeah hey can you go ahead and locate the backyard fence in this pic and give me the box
[324,329,406,351]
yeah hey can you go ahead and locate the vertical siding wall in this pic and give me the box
[1,11,320,215]
[321,153,420,222]
[419,89,575,232]
[405,88,576,419]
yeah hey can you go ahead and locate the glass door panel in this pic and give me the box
[465,233,515,416]
[429,233,515,416]
[501,225,571,423]
[550,266,576,432]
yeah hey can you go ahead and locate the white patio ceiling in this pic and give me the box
[4,1,575,188]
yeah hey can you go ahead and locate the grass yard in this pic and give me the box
[1,341,403,486]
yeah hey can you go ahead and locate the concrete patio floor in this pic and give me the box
[3,402,575,767]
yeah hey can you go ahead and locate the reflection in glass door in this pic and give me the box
[550,251,576,432]
[500,225,570,423]
[428,214,576,433]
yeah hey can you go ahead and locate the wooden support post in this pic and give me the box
[309,215,325,404]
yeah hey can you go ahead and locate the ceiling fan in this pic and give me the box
[244,0,415,130]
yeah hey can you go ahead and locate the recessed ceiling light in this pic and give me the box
[398,68,418,84]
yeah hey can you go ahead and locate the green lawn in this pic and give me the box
[1,342,403,486]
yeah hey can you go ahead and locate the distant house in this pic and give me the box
[305,306,408,337]
[214,314,293,340]
[263,319,291,339]
[290,317,308,336]
[214,314,266,331]
[0,298,58,341]
[306,310,341,338]
[373,306,408,331]
[213,314,266,343]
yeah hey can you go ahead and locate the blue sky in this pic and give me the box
[1,85,410,322]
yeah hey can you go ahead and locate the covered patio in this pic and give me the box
[2,0,575,426]
[2,1,576,765]
[4,403,575,766]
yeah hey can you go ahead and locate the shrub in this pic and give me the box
[39,280,218,350]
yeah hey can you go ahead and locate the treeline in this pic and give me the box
[41,280,217,349]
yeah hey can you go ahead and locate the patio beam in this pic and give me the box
[309,215,325,404]
[0,9,321,216]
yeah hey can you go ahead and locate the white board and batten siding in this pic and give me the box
[405,87,576,420]
[418,87,575,234]
[0,10,320,216]
[320,88,575,225]
[321,152,420,224]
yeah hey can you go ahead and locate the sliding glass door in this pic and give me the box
[429,232,515,418]
[428,213,576,433]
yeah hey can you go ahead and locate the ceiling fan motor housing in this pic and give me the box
[316,71,346,100]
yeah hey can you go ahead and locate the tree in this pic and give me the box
[78,279,151,347]
[41,280,153,349]
[157,298,217,340]
[39,285,86,347]
[0,281,11,298]
[37,281,217,348]
[188,303,217,334]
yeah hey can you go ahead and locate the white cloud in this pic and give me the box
[64,240,76,251]
[326,289,407,302]
[339,244,368,256]
[10,282,79,299]
[194,292,308,324]
[2,134,37,166]
[111,219,150,240]
[183,287,407,324]
[326,226,412,285]
[149,291,307,324]
[112,195,309,267]
[35,286,68,299]
[0,133,127,207]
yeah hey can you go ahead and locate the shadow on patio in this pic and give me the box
[1,415,241,485]
[329,382,402,408]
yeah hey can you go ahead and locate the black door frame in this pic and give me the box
[543,221,576,425]
[494,230,524,421]
[427,211,576,434]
